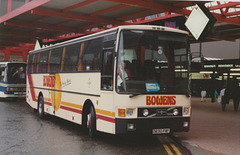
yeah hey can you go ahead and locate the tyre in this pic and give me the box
[87,106,96,138]
[38,95,44,118]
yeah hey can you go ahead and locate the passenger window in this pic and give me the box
[38,51,49,73]
[101,49,114,90]
[101,34,116,90]
[77,43,85,71]
[49,48,63,73]
[82,38,101,71]
[62,44,80,72]
[33,53,38,73]
[27,54,33,73]
[0,65,5,81]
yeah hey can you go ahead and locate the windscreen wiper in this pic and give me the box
[129,92,160,98]
[129,93,141,98]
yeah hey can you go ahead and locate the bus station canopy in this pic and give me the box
[0,0,240,50]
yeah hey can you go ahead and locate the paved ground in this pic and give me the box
[177,97,240,155]
[1,97,239,155]
[0,99,190,155]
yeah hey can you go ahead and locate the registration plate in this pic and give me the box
[152,128,170,134]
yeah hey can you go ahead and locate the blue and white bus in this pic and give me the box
[0,61,26,98]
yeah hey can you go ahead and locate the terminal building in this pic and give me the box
[191,58,240,97]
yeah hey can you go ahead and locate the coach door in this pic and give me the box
[98,48,115,132]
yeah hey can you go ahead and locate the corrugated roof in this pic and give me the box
[0,0,240,51]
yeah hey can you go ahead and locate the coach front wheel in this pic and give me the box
[87,106,96,138]
[38,95,45,118]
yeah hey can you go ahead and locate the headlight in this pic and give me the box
[183,107,191,115]
[126,109,133,117]
[173,109,178,116]
[118,108,136,117]
[127,123,136,130]
[143,109,149,117]
[7,87,15,91]
[183,122,189,127]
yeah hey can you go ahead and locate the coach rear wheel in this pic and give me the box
[38,96,45,118]
[87,106,96,138]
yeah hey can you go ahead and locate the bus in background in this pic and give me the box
[26,25,191,137]
[0,61,26,98]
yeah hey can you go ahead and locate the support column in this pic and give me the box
[8,0,12,13]
[23,50,28,62]
[4,49,10,61]
[211,71,216,102]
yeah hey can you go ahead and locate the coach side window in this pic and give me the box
[33,53,39,73]
[38,51,49,73]
[82,38,101,71]
[0,65,5,81]
[101,49,114,90]
[62,44,80,72]
[27,54,33,73]
[101,34,116,90]
[49,48,63,73]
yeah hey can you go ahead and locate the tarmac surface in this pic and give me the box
[177,97,240,155]
[0,99,190,155]
[0,97,239,155]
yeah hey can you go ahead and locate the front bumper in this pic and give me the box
[0,91,26,98]
[115,117,190,134]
